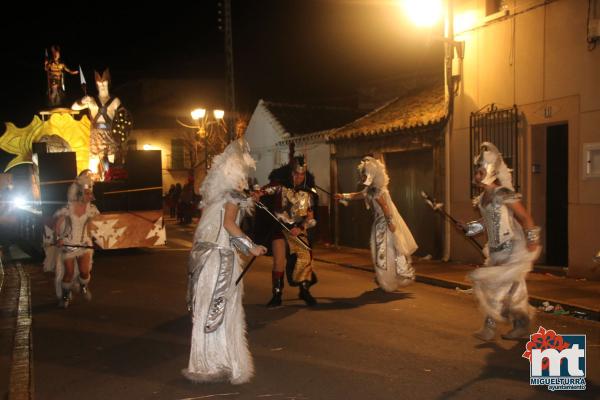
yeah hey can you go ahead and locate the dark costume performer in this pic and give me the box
[44,45,78,107]
[255,156,318,307]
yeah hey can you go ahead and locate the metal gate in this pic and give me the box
[469,104,519,196]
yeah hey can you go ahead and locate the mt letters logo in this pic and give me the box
[523,326,586,391]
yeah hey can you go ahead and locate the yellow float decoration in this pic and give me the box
[0,113,91,173]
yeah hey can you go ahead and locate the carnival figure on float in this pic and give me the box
[335,155,417,292]
[44,170,100,308]
[44,45,79,107]
[255,155,319,308]
[459,142,541,341]
[183,139,267,384]
[72,69,131,179]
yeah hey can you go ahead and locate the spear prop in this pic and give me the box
[313,185,348,206]
[420,191,484,254]
[54,242,95,249]
[79,65,87,96]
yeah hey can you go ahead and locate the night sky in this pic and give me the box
[1,0,443,125]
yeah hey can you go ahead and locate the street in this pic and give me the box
[26,222,599,400]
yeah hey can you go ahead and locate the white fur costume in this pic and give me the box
[43,174,99,298]
[358,156,418,292]
[468,142,539,323]
[182,139,256,385]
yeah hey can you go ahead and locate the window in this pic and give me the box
[469,104,520,196]
[485,0,508,17]
[171,139,185,170]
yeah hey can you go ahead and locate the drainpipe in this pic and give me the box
[443,0,455,262]
[330,142,338,247]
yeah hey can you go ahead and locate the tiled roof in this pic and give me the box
[328,83,447,142]
[262,101,364,137]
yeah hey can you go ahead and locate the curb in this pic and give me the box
[4,261,34,400]
[315,257,600,322]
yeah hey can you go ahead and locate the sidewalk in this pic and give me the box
[313,244,600,321]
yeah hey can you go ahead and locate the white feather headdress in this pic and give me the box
[67,171,94,202]
[200,138,256,206]
[473,142,514,191]
[358,156,389,189]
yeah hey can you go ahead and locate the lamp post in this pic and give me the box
[401,0,460,261]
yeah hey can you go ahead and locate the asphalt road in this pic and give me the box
[27,222,600,400]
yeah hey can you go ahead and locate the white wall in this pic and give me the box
[245,100,287,185]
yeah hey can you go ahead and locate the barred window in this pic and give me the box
[470,104,519,197]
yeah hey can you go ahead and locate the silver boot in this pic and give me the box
[58,288,71,309]
[473,316,496,341]
[501,314,530,340]
[79,277,92,301]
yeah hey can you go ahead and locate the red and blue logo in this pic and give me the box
[523,326,586,391]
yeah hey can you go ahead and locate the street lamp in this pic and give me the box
[190,108,226,173]
[400,0,443,27]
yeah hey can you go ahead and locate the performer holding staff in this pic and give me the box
[335,155,417,292]
[459,142,541,341]
[183,139,266,384]
[45,170,99,308]
[255,155,319,308]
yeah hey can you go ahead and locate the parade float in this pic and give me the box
[0,51,166,255]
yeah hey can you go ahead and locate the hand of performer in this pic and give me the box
[455,221,466,231]
[387,222,396,233]
[289,227,303,236]
[334,193,346,201]
[250,190,262,202]
[250,245,267,256]
[56,239,64,248]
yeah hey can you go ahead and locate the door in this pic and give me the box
[545,124,568,266]
[385,150,442,259]
[531,124,568,267]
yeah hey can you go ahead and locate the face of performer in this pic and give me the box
[97,80,109,97]
[82,188,93,203]
[473,166,487,187]
[292,170,305,187]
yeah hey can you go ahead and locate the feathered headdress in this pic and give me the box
[358,156,389,189]
[473,142,514,190]
[199,139,256,206]
[67,170,94,202]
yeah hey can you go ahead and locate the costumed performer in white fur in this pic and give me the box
[182,139,267,385]
[335,155,417,292]
[43,170,99,308]
[460,142,541,341]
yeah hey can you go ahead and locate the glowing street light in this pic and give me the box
[213,109,225,120]
[189,107,226,173]
[400,0,443,28]
[191,108,206,120]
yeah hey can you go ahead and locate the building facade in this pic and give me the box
[449,0,600,278]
